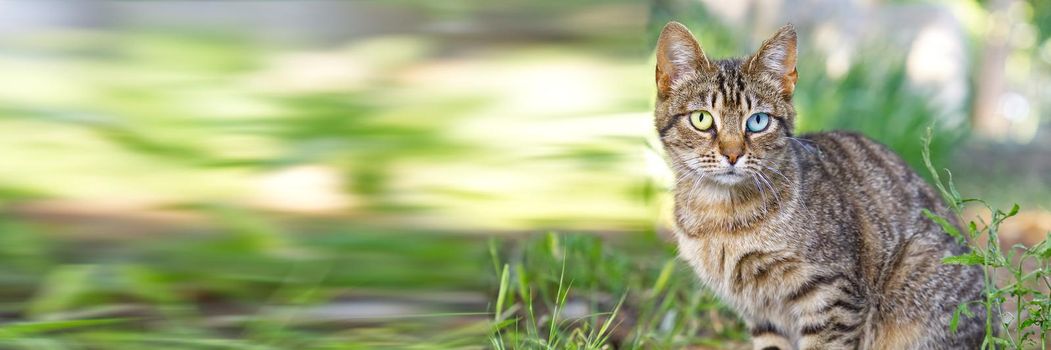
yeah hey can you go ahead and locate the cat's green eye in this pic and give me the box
[688,110,714,131]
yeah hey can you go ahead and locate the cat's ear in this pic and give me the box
[656,22,711,99]
[746,24,798,98]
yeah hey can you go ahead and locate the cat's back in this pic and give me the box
[791,130,964,258]
[792,131,985,348]
[793,131,950,235]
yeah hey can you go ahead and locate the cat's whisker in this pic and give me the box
[759,164,792,184]
[755,171,782,209]
[759,167,806,214]
[787,137,820,156]
[674,159,706,189]
[749,172,770,215]
[672,166,693,186]
[670,158,702,188]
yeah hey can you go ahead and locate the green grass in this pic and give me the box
[0,216,744,349]
[487,233,745,349]
[0,212,497,349]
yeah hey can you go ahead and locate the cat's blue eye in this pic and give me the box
[746,113,770,133]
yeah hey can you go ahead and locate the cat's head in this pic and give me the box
[654,22,797,187]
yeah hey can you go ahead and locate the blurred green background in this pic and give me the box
[0,0,1048,348]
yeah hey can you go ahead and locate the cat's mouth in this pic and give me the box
[710,168,747,185]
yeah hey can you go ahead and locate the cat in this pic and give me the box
[653,22,986,350]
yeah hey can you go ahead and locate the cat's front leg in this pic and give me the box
[750,322,793,350]
[789,275,867,350]
[790,294,866,346]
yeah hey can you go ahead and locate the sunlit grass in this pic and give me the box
[488,233,746,349]
[0,212,493,349]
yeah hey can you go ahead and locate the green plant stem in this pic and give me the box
[1016,255,1024,349]
[982,255,995,350]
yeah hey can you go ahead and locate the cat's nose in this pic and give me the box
[719,142,744,165]
[723,151,741,165]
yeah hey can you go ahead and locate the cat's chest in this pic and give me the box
[676,235,761,298]
[675,225,806,318]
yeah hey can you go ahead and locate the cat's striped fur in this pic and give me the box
[654,22,985,349]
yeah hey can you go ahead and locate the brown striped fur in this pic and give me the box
[654,22,985,349]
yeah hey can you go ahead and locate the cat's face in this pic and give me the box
[654,23,798,186]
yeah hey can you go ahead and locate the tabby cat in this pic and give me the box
[654,22,985,349]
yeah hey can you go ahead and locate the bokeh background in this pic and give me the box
[0,0,1048,348]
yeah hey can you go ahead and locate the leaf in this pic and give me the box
[923,209,962,242]
[546,232,561,259]
[489,239,502,277]
[961,302,975,318]
[593,294,626,346]
[1007,203,1020,217]
[652,259,676,296]
[1026,233,1051,258]
[949,302,967,333]
[942,252,984,266]
[945,169,962,202]
[921,128,956,211]
[495,264,510,321]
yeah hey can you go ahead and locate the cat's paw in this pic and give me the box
[752,333,793,350]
